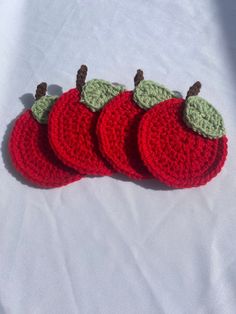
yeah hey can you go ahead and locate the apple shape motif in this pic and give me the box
[48,65,123,176]
[9,83,82,188]
[97,70,175,179]
[138,82,227,188]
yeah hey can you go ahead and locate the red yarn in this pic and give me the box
[97,91,151,179]
[9,110,82,188]
[138,98,228,188]
[48,88,113,176]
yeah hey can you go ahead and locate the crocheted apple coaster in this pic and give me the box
[138,82,228,188]
[9,83,82,188]
[97,70,175,179]
[48,65,119,175]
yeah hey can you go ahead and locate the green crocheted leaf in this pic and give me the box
[133,80,176,110]
[81,79,125,112]
[31,95,58,124]
[184,96,225,139]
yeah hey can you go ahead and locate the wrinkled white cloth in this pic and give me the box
[0,0,236,313]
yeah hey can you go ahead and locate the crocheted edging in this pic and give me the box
[81,79,125,112]
[184,96,225,139]
[31,95,58,124]
[133,80,175,110]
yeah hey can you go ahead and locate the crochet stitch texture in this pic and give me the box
[138,98,228,188]
[81,79,125,112]
[184,96,225,139]
[133,80,175,110]
[97,91,151,179]
[31,95,58,124]
[9,110,82,188]
[48,88,113,176]
[8,66,228,189]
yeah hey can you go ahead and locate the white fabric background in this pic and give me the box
[0,0,236,313]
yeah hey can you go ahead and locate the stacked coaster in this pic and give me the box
[9,83,82,188]
[48,66,115,176]
[8,65,228,189]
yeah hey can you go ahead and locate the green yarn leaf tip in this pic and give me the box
[133,80,176,110]
[31,95,58,124]
[184,96,225,139]
[81,79,125,112]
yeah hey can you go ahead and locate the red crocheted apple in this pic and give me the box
[138,82,228,188]
[9,83,82,188]
[97,70,177,179]
[48,65,125,175]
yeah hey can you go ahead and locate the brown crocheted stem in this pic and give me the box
[134,69,144,87]
[186,81,201,99]
[35,82,47,100]
[76,65,88,92]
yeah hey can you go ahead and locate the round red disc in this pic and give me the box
[97,91,151,179]
[9,110,82,188]
[138,98,228,188]
[48,88,113,176]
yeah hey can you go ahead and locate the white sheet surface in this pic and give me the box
[0,0,236,313]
